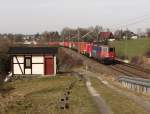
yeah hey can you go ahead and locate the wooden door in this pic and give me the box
[45,57,54,75]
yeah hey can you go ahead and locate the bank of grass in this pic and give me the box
[109,38,150,60]
[91,77,150,114]
[0,76,99,114]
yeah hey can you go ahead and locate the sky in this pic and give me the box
[0,0,150,34]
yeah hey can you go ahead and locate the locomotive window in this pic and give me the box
[109,48,114,52]
[103,47,108,51]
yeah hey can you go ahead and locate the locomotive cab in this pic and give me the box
[109,47,116,59]
[100,46,116,64]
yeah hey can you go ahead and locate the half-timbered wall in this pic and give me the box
[32,56,44,75]
[12,55,56,76]
[13,56,24,74]
[54,56,56,75]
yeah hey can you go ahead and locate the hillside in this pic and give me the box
[109,38,150,60]
[0,76,98,114]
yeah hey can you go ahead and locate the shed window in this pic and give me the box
[25,57,31,68]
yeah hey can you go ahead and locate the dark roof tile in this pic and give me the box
[8,47,58,54]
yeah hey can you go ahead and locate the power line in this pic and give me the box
[117,16,150,28]
[109,13,150,30]
[118,13,150,25]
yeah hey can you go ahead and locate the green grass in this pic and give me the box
[91,77,150,114]
[0,76,99,114]
[109,38,150,60]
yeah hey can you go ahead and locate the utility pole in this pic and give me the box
[69,31,70,41]
[77,27,80,53]
[125,28,128,60]
[97,32,99,42]
[63,31,65,42]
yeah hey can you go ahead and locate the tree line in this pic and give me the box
[0,26,150,44]
[0,26,150,76]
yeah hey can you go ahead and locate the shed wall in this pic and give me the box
[12,55,56,75]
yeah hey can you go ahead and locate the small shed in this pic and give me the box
[8,47,58,76]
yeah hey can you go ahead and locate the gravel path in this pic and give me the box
[97,76,150,112]
[85,76,114,114]
[77,69,113,114]
[85,70,150,112]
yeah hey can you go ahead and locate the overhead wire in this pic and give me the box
[109,12,150,30]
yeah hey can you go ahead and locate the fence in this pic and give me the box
[118,75,150,94]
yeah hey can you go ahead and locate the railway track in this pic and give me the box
[63,47,150,79]
[122,63,150,74]
[109,63,150,79]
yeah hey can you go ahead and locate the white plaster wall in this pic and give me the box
[32,64,44,74]
[25,69,31,74]
[14,64,24,74]
[54,56,56,75]
[32,56,44,63]
[13,56,24,63]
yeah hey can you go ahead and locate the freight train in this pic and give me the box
[48,41,116,64]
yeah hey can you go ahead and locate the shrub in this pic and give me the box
[0,54,10,74]
[119,55,129,60]
[144,50,150,57]
[131,56,143,64]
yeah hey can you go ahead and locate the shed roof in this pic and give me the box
[8,47,58,55]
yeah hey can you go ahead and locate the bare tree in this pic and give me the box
[114,30,123,40]
[94,25,104,41]
[146,28,150,37]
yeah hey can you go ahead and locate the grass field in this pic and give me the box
[0,76,99,114]
[91,77,150,114]
[109,38,150,60]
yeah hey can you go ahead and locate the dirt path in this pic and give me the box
[75,69,113,114]
[85,70,150,112]
[97,76,150,112]
[85,76,114,114]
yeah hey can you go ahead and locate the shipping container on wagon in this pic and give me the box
[48,42,60,46]
[91,45,98,59]
[63,42,70,47]
[71,42,76,49]
[68,42,72,48]
[59,42,64,46]
[72,42,79,50]
[79,42,87,54]
[86,43,93,57]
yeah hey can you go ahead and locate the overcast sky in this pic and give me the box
[0,0,150,34]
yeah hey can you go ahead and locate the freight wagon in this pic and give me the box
[48,41,116,64]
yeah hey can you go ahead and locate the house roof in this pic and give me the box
[8,47,58,55]
[99,32,114,39]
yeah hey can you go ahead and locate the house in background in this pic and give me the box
[99,32,115,41]
[8,47,58,76]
